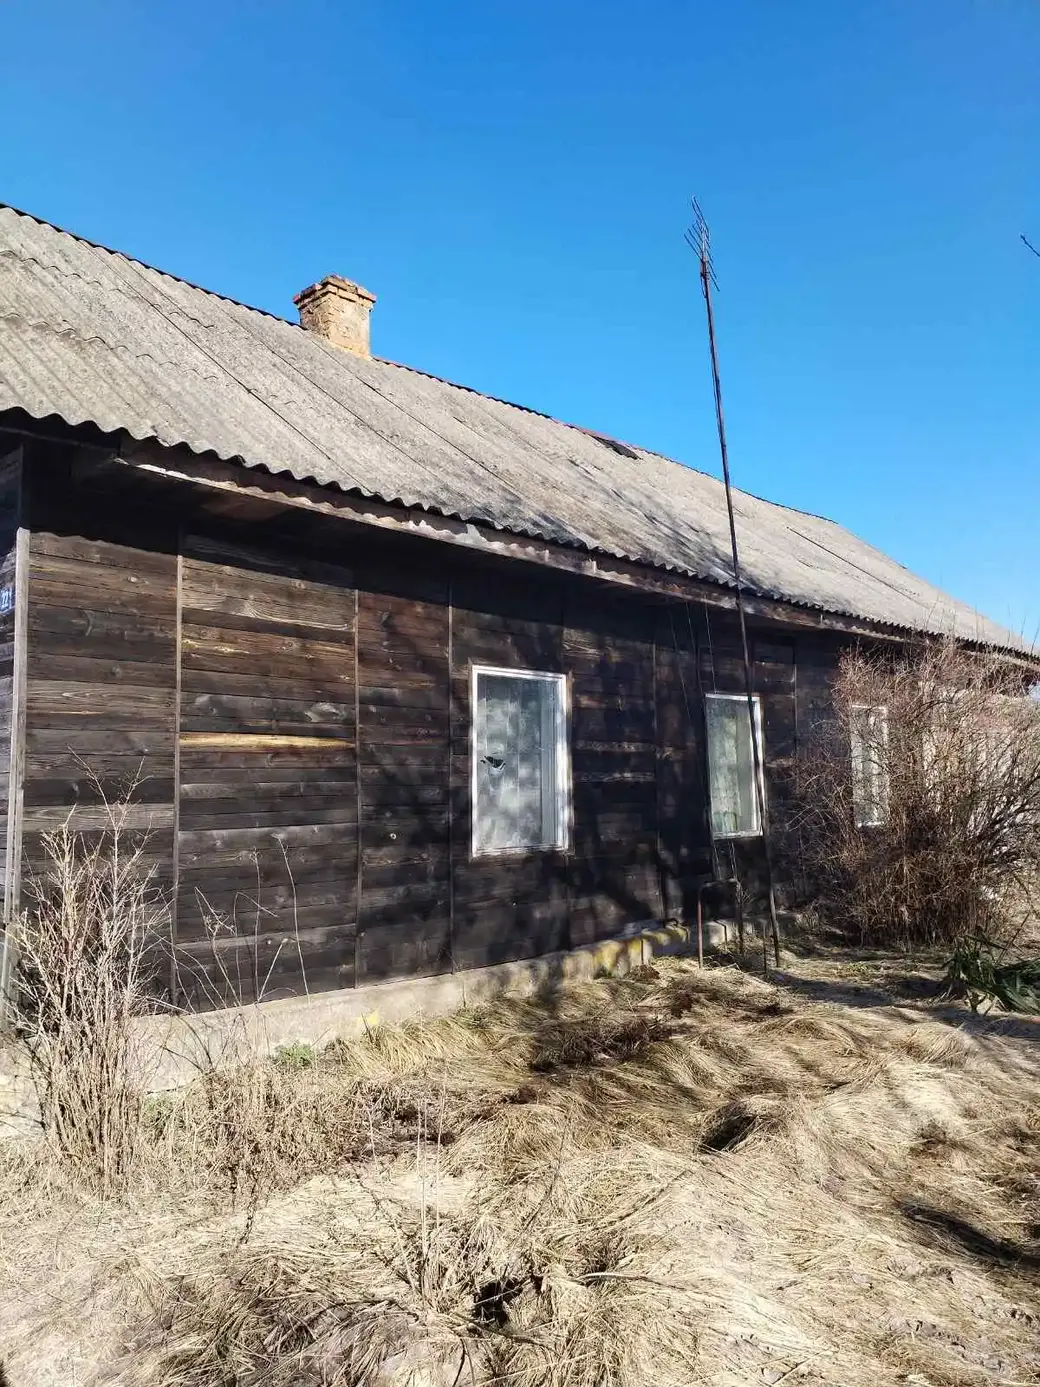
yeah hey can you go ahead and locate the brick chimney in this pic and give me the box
[294,275,376,357]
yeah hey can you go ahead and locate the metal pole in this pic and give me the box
[693,211,782,970]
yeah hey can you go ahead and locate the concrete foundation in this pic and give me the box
[1,915,766,1114]
[138,918,754,1089]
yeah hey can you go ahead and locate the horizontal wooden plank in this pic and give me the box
[20,830,172,880]
[173,924,356,1006]
[358,760,446,785]
[178,822,355,856]
[181,667,354,702]
[181,557,354,630]
[176,898,357,941]
[451,903,567,970]
[25,727,175,758]
[180,606,353,649]
[178,849,357,884]
[29,548,175,599]
[572,684,655,707]
[179,804,357,832]
[179,733,353,751]
[179,744,354,771]
[181,622,352,670]
[453,609,562,642]
[23,710,174,735]
[27,680,175,719]
[362,814,449,850]
[358,648,448,682]
[573,783,656,813]
[26,615,175,663]
[359,783,448,810]
[451,634,563,672]
[357,625,448,659]
[357,587,449,620]
[362,857,450,890]
[573,739,655,755]
[182,532,354,585]
[358,725,450,748]
[361,881,451,917]
[358,705,449,734]
[453,857,567,905]
[22,803,175,833]
[754,640,795,664]
[181,692,355,730]
[573,768,655,785]
[23,775,175,808]
[573,811,656,845]
[563,631,653,665]
[571,708,656,741]
[180,779,356,802]
[357,682,450,711]
[31,531,177,577]
[357,919,450,984]
[178,875,356,915]
[571,748,656,776]
[29,578,175,620]
[567,896,647,945]
[178,857,358,894]
[29,652,176,689]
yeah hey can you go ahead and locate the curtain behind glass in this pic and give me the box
[475,674,559,851]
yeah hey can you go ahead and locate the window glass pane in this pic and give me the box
[706,696,760,837]
[474,672,563,853]
[851,705,888,827]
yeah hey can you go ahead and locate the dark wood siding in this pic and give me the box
[655,605,711,919]
[21,529,178,893]
[175,536,357,1003]
[566,593,662,944]
[356,572,452,983]
[8,445,882,1005]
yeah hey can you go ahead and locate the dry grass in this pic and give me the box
[1,954,1039,1387]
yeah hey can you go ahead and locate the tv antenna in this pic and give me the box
[686,198,781,970]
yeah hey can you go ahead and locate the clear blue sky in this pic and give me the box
[2,0,1038,636]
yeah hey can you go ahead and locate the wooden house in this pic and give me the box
[0,205,1030,1005]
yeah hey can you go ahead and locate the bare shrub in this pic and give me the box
[12,815,167,1196]
[784,641,1040,950]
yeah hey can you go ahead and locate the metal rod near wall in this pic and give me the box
[687,201,782,970]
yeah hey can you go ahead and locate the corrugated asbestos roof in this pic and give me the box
[0,203,1028,653]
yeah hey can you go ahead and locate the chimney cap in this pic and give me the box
[294,274,375,309]
[295,274,376,357]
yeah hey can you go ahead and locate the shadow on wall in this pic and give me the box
[163,541,723,1009]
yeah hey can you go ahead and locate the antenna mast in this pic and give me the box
[686,200,782,970]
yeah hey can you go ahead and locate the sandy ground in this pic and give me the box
[0,943,1037,1387]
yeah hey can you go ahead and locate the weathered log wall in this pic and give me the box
[10,443,849,1003]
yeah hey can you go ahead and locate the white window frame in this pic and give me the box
[704,692,766,840]
[850,703,889,828]
[470,664,571,857]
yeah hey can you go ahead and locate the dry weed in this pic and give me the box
[11,818,167,1196]
[1,957,1038,1387]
